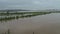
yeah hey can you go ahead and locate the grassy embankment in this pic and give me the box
[0,12,51,21]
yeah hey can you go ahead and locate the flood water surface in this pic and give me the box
[0,13,60,34]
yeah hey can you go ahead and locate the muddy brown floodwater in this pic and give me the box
[0,13,60,34]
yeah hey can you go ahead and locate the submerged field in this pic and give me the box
[0,11,51,22]
[0,13,60,34]
[1,11,60,34]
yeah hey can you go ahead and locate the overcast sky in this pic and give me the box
[0,0,60,10]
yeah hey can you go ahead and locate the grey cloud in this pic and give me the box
[0,0,60,10]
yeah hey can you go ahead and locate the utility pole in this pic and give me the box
[33,32,34,34]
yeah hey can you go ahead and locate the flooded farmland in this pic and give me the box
[0,13,60,34]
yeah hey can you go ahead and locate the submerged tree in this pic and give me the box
[7,29,10,34]
[7,10,9,16]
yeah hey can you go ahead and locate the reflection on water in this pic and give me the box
[0,13,60,34]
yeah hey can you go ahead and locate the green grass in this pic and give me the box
[0,12,51,16]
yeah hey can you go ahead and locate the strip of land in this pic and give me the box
[0,12,51,21]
